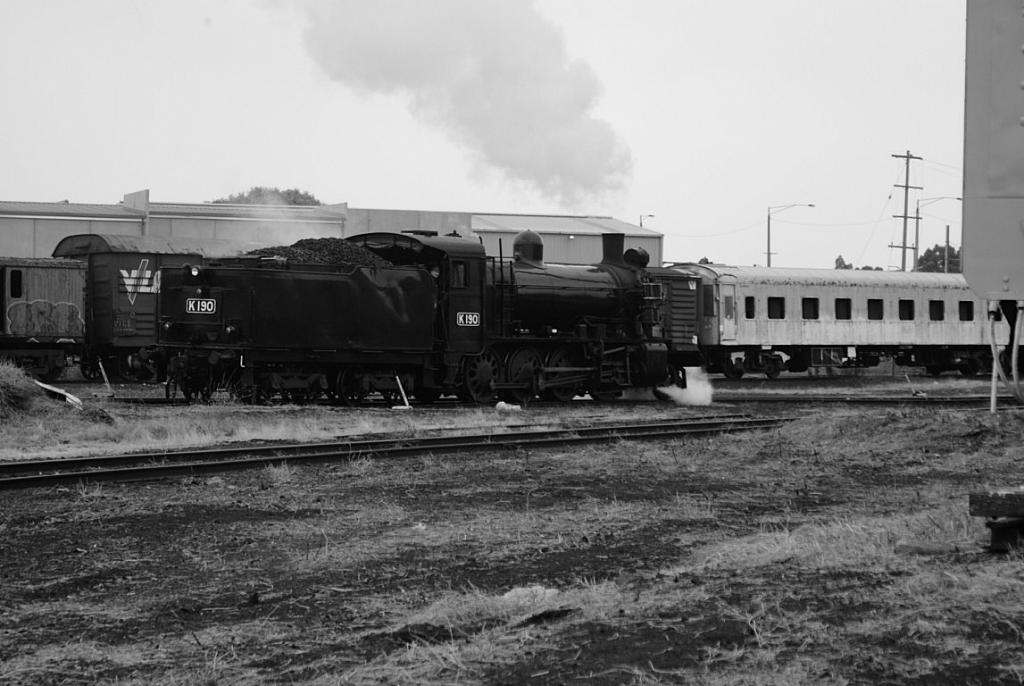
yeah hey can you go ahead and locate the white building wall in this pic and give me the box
[0,217,144,257]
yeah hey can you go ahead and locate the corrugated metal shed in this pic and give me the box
[471,213,662,265]
[472,213,659,237]
[147,202,348,223]
[51,234,265,258]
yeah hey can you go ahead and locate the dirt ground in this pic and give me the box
[2,374,1024,684]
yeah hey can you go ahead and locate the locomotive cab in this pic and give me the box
[348,231,488,356]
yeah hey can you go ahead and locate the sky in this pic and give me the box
[0,0,967,268]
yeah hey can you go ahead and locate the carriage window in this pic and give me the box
[959,301,975,321]
[767,296,785,319]
[899,299,915,320]
[702,285,715,315]
[745,296,756,319]
[929,300,945,321]
[10,269,22,299]
[451,261,468,288]
[867,299,884,320]
[835,298,852,320]
[723,295,735,320]
[801,297,819,320]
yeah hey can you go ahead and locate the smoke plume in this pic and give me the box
[292,0,632,205]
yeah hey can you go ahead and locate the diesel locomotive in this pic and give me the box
[156,230,704,403]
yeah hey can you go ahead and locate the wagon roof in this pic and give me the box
[0,256,84,268]
[51,234,266,258]
[673,264,970,289]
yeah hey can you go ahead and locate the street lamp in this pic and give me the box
[766,203,814,267]
[913,196,961,271]
[639,214,655,228]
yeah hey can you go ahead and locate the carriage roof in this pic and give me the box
[673,264,970,290]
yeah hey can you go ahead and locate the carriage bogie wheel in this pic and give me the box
[763,357,783,380]
[722,358,745,380]
[79,359,101,381]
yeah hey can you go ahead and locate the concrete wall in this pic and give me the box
[146,217,344,246]
[346,209,472,237]
[0,217,144,258]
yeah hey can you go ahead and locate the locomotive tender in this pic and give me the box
[157,230,704,403]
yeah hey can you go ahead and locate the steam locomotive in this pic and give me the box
[157,230,704,403]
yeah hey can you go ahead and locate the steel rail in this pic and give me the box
[0,415,787,490]
[713,393,1018,405]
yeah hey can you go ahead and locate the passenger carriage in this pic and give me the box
[670,264,993,378]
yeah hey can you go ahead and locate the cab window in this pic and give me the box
[451,261,468,288]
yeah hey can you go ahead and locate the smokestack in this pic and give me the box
[601,233,624,265]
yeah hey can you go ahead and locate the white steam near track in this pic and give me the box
[291,0,632,206]
[658,367,713,407]
[621,367,714,406]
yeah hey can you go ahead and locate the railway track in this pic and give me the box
[713,392,1020,405]
[0,414,787,490]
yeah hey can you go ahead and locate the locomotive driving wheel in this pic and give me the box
[503,347,541,403]
[542,346,577,402]
[461,349,499,404]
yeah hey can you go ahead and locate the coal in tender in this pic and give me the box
[247,237,391,267]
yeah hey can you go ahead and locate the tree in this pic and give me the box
[835,255,881,270]
[916,243,961,273]
[212,186,322,205]
[698,256,712,264]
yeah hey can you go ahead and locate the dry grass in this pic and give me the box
[5,378,1024,684]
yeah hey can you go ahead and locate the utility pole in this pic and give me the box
[890,150,923,271]
[944,225,950,273]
